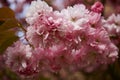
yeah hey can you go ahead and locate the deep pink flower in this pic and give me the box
[91,1,104,13]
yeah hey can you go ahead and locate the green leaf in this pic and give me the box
[0,7,15,21]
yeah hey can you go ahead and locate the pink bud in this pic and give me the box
[91,1,104,13]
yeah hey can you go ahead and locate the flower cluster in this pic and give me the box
[5,0,118,76]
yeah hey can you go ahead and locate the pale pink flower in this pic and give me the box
[48,44,73,71]
[72,27,118,72]
[26,26,42,47]
[103,14,120,45]
[32,47,50,71]
[5,41,39,76]
[61,4,89,21]
[107,14,120,25]
[60,4,90,31]
[88,12,101,25]
[26,0,53,24]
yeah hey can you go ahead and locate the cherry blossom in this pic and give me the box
[5,0,118,76]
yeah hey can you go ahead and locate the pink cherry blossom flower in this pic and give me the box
[25,0,118,73]
[103,14,120,45]
[88,12,101,25]
[5,41,39,76]
[4,0,118,77]
[26,0,53,25]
